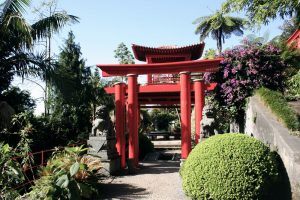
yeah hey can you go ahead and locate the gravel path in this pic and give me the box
[98,160,187,200]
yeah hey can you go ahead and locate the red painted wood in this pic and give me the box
[194,80,205,144]
[127,75,138,166]
[147,74,152,84]
[204,83,217,91]
[287,30,300,50]
[105,83,217,94]
[135,105,140,166]
[194,81,201,144]
[98,58,223,77]
[114,83,126,168]
[140,105,180,108]
[180,72,191,159]
[132,43,205,62]
[139,101,182,105]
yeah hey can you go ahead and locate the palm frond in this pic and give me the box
[193,15,212,24]
[4,50,50,78]
[224,17,235,27]
[31,12,79,41]
[199,23,212,41]
[9,0,30,14]
[0,0,30,22]
[2,13,32,47]
[194,12,247,53]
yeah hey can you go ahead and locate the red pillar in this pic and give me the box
[135,104,140,166]
[127,74,138,166]
[194,79,205,144]
[114,82,126,168]
[180,72,191,159]
[147,74,152,84]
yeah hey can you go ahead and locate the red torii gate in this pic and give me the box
[97,43,222,168]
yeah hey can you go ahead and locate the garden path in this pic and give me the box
[99,151,187,200]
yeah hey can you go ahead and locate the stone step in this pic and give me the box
[152,140,181,149]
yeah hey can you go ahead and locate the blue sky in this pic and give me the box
[17,0,286,114]
[29,0,285,65]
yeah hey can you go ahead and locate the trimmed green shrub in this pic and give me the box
[256,87,299,131]
[181,133,280,200]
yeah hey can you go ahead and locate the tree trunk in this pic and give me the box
[217,29,222,55]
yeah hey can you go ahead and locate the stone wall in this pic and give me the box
[245,95,300,199]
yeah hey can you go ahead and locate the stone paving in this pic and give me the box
[98,151,187,200]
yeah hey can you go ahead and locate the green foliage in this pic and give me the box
[150,108,177,131]
[270,19,300,72]
[139,109,154,160]
[204,41,288,122]
[114,42,135,64]
[194,11,247,53]
[222,0,300,27]
[0,143,24,199]
[27,146,102,199]
[139,109,152,134]
[256,87,300,131]
[181,133,281,200]
[277,17,299,42]
[286,70,300,100]
[203,48,217,59]
[0,113,36,199]
[49,32,106,142]
[138,133,154,160]
[0,0,79,95]
[1,87,35,114]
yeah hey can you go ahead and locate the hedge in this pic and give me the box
[180,133,280,200]
[256,87,299,131]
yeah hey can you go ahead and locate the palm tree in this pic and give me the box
[193,11,246,54]
[0,0,78,119]
[0,0,79,77]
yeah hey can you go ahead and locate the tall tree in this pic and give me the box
[113,42,135,82]
[50,31,95,141]
[53,31,87,105]
[0,0,79,113]
[0,0,79,79]
[194,11,246,54]
[32,0,79,115]
[114,42,135,64]
[222,0,300,27]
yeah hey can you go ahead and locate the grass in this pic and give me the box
[256,87,300,132]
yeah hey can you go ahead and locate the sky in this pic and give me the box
[13,0,286,115]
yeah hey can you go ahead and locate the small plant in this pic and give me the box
[180,133,281,200]
[285,69,300,100]
[27,145,102,199]
[0,113,36,199]
[0,143,25,199]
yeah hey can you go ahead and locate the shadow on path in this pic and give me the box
[98,183,149,199]
[135,160,180,175]
[98,160,186,200]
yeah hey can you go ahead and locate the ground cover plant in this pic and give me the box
[181,133,283,200]
[256,87,300,133]
[285,69,300,100]
[22,145,102,200]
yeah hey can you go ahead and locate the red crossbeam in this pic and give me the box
[104,83,217,94]
[98,58,223,77]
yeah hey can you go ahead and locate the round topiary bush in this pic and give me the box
[180,133,280,200]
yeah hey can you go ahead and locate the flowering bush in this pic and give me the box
[204,43,288,113]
